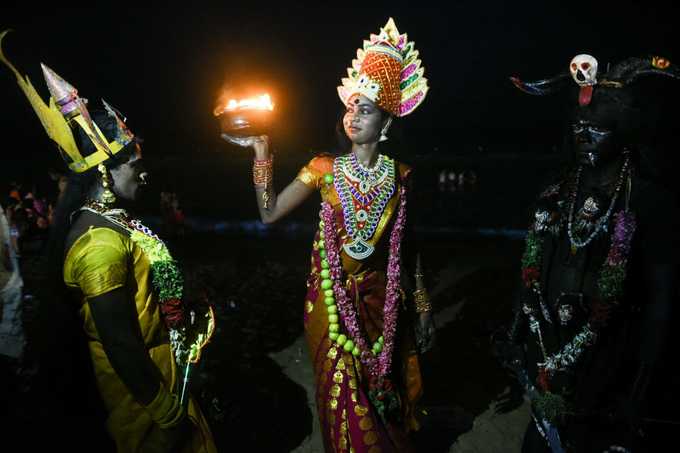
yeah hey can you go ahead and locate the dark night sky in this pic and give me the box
[1,3,679,172]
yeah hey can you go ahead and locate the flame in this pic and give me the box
[225,94,274,112]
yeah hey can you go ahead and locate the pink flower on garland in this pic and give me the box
[605,211,636,266]
[160,297,185,328]
[522,267,540,288]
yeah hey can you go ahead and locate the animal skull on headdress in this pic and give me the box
[570,54,598,86]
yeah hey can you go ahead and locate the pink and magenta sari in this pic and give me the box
[298,156,422,453]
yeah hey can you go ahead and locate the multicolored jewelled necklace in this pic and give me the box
[333,152,396,260]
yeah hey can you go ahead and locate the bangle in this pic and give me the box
[413,288,432,313]
[253,157,273,187]
[253,157,273,208]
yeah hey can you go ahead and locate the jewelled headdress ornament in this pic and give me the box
[0,30,135,173]
[510,53,680,104]
[337,18,429,117]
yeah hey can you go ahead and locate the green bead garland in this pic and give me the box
[343,339,355,352]
[321,279,333,290]
[317,226,386,358]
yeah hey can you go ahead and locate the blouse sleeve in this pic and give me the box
[296,155,334,190]
[65,228,130,298]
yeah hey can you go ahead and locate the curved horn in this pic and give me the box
[605,56,680,85]
[509,72,571,96]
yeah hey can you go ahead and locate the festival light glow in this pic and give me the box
[222,94,274,113]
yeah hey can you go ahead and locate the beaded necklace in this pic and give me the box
[333,153,396,260]
[566,157,630,253]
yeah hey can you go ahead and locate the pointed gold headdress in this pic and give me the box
[0,30,135,173]
[337,18,429,117]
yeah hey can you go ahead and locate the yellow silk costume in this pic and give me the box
[63,227,216,453]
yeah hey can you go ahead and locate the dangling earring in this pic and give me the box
[379,117,393,142]
[97,163,117,206]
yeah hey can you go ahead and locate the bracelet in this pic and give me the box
[253,157,274,208]
[253,157,273,187]
[413,288,432,313]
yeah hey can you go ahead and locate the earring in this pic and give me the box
[97,163,117,206]
[379,117,393,142]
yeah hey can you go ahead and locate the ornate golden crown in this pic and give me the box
[0,30,135,173]
[337,18,429,117]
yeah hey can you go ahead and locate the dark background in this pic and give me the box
[1,4,680,451]
[1,3,679,227]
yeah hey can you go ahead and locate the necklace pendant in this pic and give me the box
[343,238,374,260]
[558,304,574,326]
[355,209,368,222]
[581,196,600,219]
[570,244,578,255]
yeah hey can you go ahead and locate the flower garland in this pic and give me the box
[80,203,193,365]
[317,184,407,380]
[128,230,190,364]
[520,205,637,387]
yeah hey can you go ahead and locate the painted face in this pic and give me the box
[110,144,148,201]
[343,94,385,145]
[571,120,618,167]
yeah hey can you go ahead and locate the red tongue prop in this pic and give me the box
[579,85,594,106]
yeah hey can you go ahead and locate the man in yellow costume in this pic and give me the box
[0,30,216,452]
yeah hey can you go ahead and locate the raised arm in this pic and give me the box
[222,134,315,224]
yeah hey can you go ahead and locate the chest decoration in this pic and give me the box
[519,176,636,392]
[333,153,396,260]
[566,158,630,254]
[80,202,215,368]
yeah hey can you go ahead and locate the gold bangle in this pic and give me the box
[253,157,273,186]
[413,288,432,313]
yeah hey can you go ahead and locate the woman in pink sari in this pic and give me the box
[222,18,434,452]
